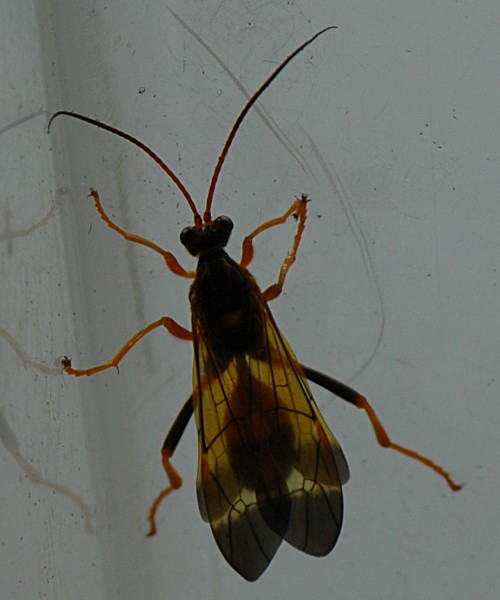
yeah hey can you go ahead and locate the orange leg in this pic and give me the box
[240,194,309,302]
[89,189,195,279]
[355,396,463,491]
[303,365,463,492]
[147,449,183,536]
[147,395,193,536]
[63,317,192,377]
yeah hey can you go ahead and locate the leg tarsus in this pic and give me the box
[355,395,463,492]
[303,364,463,492]
[63,317,192,377]
[147,448,183,537]
[147,395,193,536]
[240,195,309,302]
[240,194,308,267]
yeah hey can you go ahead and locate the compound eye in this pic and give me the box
[180,226,198,248]
[215,215,233,233]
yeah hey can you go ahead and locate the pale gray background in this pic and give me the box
[1,1,498,598]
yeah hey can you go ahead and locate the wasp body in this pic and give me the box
[49,26,460,582]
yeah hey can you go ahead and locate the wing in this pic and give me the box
[192,303,347,581]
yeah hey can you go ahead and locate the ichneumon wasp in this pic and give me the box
[49,27,461,581]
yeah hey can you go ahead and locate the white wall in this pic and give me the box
[1,1,498,598]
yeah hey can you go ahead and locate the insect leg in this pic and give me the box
[147,395,194,536]
[239,194,308,301]
[63,317,192,376]
[89,189,195,278]
[302,365,463,492]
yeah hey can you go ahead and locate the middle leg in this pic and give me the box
[63,316,192,377]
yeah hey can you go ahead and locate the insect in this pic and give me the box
[49,27,461,581]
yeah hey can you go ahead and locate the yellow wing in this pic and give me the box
[192,302,348,581]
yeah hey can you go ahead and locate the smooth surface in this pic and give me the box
[1,1,498,598]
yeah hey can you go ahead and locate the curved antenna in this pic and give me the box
[48,111,202,227]
[204,26,336,223]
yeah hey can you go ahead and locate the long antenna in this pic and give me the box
[48,27,336,228]
[204,26,336,223]
[48,111,202,226]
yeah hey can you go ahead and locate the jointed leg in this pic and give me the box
[63,317,192,377]
[354,395,462,491]
[147,395,194,536]
[90,189,195,279]
[240,194,309,302]
[302,365,463,492]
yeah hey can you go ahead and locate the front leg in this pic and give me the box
[90,189,195,279]
[239,194,309,302]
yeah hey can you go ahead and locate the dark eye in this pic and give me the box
[215,216,233,233]
[180,226,197,247]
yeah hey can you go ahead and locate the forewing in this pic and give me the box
[192,325,282,581]
[253,307,346,555]
[192,305,346,580]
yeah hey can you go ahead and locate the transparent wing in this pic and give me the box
[192,304,347,581]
